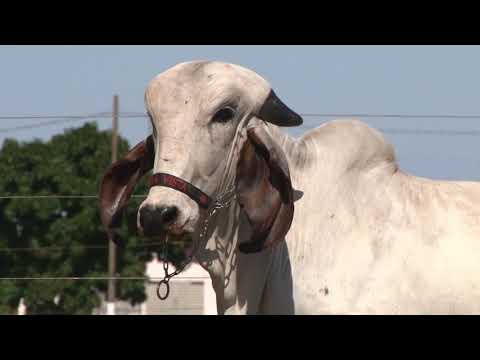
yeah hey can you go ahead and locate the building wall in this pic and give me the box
[91,255,218,315]
[145,280,204,315]
[145,255,217,315]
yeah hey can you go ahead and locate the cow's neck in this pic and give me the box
[194,200,273,314]
[194,124,304,315]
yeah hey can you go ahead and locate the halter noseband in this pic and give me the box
[149,173,212,209]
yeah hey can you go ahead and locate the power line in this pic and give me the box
[0,115,145,133]
[379,128,480,136]
[0,118,95,133]
[0,241,173,253]
[1,112,480,120]
[0,113,145,120]
[0,113,147,134]
[3,120,480,137]
[0,276,209,280]
[0,194,147,199]
[300,113,480,119]
[296,126,480,137]
[2,112,480,136]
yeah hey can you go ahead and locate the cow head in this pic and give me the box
[99,61,302,253]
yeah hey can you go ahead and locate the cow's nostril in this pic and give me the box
[159,206,178,226]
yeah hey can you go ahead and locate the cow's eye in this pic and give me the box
[212,107,236,123]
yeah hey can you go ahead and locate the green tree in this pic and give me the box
[0,123,185,315]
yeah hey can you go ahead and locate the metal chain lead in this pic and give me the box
[155,188,237,300]
[156,235,196,300]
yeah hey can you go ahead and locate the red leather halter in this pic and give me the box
[149,173,212,209]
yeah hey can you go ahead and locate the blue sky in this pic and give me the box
[1,45,479,180]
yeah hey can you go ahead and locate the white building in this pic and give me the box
[92,254,217,315]
[144,254,217,315]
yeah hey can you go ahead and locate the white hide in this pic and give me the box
[269,120,480,314]
[141,61,480,314]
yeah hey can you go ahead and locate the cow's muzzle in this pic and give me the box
[139,204,179,236]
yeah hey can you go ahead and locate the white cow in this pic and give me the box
[100,61,480,314]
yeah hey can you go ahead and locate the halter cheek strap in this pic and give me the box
[149,173,212,209]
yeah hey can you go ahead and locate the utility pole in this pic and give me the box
[107,94,119,315]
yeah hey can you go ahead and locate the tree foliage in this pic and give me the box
[0,123,185,315]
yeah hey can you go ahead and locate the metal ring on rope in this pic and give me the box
[156,279,170,300]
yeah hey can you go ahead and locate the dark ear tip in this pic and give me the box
[290,115,303,127]
[238,242,264,254]
[258,89,304,127]
[275,114,303,127]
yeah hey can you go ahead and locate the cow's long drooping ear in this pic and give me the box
[99,135,155,245]
[235,126,294,254]
[257,90,303,127]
